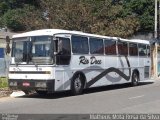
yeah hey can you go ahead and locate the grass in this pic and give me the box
[0,77,8,88]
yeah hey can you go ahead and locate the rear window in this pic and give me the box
[138,44,147,56]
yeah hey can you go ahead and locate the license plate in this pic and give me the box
[22,82,30,87]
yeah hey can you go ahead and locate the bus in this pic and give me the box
[8,29,151,95]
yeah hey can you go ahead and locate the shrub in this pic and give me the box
[0,77,8,88]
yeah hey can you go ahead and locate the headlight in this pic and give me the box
[9,82,17,86]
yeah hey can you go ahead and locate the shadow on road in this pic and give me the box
[16,82,153,99]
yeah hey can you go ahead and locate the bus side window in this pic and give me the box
[138,44,147,56]
[129,43,138,56]
[71,35,89,54]
[104,39,116,55]
[89,38,104,54]
[117,41,128,56]
[56,37,71,65]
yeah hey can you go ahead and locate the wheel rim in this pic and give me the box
[133,73,138,84]
[74,76,82,92]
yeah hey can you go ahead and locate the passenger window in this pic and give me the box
[129,43,138,56]
[104,40,117,55]
[138,44,147,56]
[118,41,128,56]
[71,35,89,54]
[56,37,71,65]
[89,38,104,54]
[57,37,71,55]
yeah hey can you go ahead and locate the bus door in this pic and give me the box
[54,34,71,91]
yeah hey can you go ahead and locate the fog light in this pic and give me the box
[10,82,17,86]
[35,82,47,88]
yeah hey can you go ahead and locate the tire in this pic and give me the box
[36,90,47,95]
[71,74,84,95]
[131,71,139,86]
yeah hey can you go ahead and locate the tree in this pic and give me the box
[0,0,154,38]
[122,0,154,32]
[17,5,47,31]
[39,0,139,37]
[39,0,94,32]
[1,9,25,31]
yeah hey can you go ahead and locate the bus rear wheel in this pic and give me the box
[71,74,84,95]
[131,71,139,86]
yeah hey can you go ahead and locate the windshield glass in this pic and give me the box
[12,36,53,65]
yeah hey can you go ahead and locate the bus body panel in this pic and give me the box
[54,66,72,91]
[9,66,54,80]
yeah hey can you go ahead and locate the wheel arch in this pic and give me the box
[132,69,140,80]
[72,71,87,88]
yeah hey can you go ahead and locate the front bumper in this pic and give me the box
[8,79,55,93]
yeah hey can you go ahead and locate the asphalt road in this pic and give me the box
[0,79,160,114]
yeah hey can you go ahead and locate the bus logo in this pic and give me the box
[79,56,102,65]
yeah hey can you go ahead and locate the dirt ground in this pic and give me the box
[0,88,12,98]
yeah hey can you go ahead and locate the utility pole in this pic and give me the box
[155,0,158,39]
[153,0,158,78]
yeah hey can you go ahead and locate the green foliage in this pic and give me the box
[0,78,8,88]
[122,0,154,32]
[0,0,155,38]
[15,5,46,31]
[106,16,140,38]
[0,4,43,31]
[2,9,25,31]
[0,1,9,16]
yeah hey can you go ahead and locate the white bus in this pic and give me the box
[8,29,151,95]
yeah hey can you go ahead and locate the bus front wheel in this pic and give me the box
[71,74,84,95]
[131,71,139,86]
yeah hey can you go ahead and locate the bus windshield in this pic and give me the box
[12,36,53,65]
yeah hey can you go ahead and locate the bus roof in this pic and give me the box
[12,29,150,44]
[120,38,150,44]
[12,29,116,39]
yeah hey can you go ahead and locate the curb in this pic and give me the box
[10,91,25,97]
